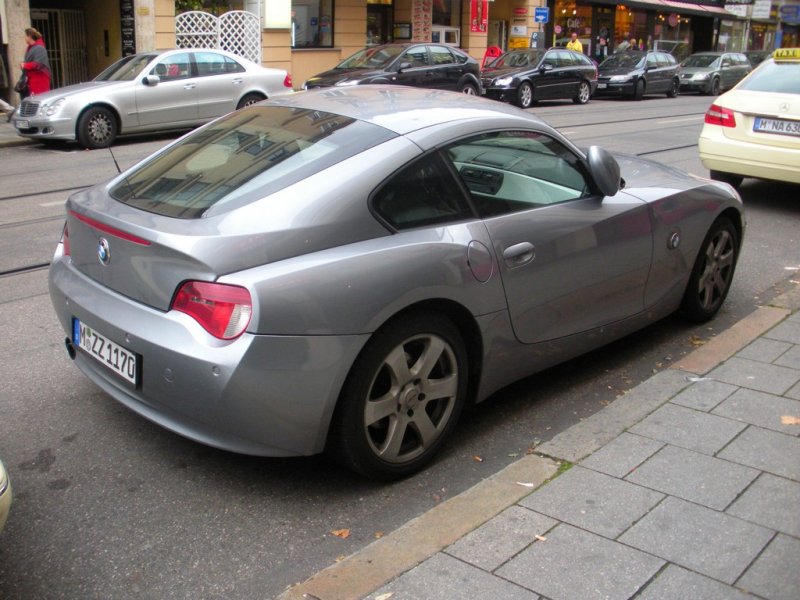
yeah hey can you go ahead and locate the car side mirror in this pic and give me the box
[398,62,413,72]
[587,146,621,197]
[540,63,553,72]
[143,75,160,86]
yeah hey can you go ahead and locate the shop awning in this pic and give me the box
[595,0,740,19]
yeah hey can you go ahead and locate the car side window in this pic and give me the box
[543,51,560,68]
[194,52,229,77]
[451,49,469,65]
[371,154,474,230]
[646,54,659,68]
[430,46,455,65]
[444,131,592,218]
[556,50,575,66]
[404,46,431,67]
[152,53,192,80]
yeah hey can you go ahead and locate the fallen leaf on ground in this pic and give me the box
[374,531,384,539]
[535,535,547,542]
[781,415,800,426]
[331,529,350,539]
[473,455,484,462]
[690,335,705,347]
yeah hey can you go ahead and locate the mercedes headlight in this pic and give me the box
[494,76,514,86]
[41,97,66,117]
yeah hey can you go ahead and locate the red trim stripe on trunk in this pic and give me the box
[69,210,151,246]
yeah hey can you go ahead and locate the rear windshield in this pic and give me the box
[737,60,800,94]
[110,106,394,218]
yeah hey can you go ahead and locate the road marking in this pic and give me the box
[560,130,578,135]
[39,200,67,207]
[657,116,702,124]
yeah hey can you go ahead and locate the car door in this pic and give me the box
[645,52,663,92]
[555,50,581,99]
[394,45,434,88]
[193,51,246,119]
[444,130,653,344]
[536,50,564,100]
[428,45,463,90]
[720,54,737,90]
[135,52,199,127]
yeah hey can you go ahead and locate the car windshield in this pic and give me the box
[338,46,406,69]
[95,54,158,81]
[601,52,645,69]
[737,60,800,94]
[110,106,395,218]
[492,50,544,68]
[683,55,720,68]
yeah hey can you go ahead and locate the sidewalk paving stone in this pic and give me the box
[736,338,794,364]
[628,403,746,455]
[788,380,800,401]
[519,466,663,539]
[445,506,557,572]
[736,534,800,600]
[717,426,800,481]
[625,445,759,510]
[636,565,755,600]
[366,552,540,600]
[579,432,663,478]
[496,523,664,600]
[726,473,800,537]
[707,357,800,395]
[619,496,773,584]
[669,379,738,412]
[711,388,800,436]
[764,320,800,344]
[774,344,800,369]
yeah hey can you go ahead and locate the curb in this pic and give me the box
[279,295,798,600]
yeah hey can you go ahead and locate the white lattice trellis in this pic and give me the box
[176,10,262,65]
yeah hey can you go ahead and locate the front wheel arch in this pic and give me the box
[75,104,120,149]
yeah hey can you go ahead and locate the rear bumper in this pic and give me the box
[49,253,369,457]
[699,127,800,184]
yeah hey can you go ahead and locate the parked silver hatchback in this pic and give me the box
[679,51,751,95]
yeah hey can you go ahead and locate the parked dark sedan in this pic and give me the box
[481,48,597,108]
[744,50,771,67]
[303,43,482,94]
[596,50,680,100]
[679,51,750,95]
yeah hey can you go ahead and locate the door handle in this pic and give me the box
[503,242,535,267]
[183,83,196,90]
[231,78,244,84]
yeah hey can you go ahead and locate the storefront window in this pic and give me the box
[553,1,592,54]
[654,13,692,60]
[292,0,333,48]
[432,0,461,28]
[718,18,747,52]
[614,5,648,52]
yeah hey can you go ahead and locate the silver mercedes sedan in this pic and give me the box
[49,86,744,480]
[12,48,293,148]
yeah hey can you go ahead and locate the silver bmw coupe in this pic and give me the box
[49,86,744,479]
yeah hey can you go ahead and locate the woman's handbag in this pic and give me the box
[14,72,29,95]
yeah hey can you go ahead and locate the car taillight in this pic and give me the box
[62,223,70,256]
[705,104,736,128]
[284,74,293,89]
[172,281,252,340]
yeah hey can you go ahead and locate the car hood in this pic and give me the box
[30,80,127,102]
[613,152,707,190]
[681,66,715,75]
[482,66,528,80]
[305,68,388,87]
[599,66,640,77]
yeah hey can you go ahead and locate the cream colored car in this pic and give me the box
[699,48,800,187]
[0,460,11,533]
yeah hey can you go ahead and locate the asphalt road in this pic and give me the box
[0,93,798,599]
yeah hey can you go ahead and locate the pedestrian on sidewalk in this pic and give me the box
[19,27,51,99]
[566,32,583,54]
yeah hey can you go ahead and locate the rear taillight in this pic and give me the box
[284,74,293,89]
[172,281,252,340]
[62,223,71,256]
[705,104,737,128]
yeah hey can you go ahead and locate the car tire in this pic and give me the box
[516,82,534,108]
[76,106,117,149]
[708,77,720,96]
[573,81,591,104]
[710,170,744,188]
[236,93,265,110]
[459,82,478,95]
[328,311,468,480]
[632,79,645,100]
[666,78,679,98]
[680,217,739,323]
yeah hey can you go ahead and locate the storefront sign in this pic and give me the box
[513,7,528,15]
[779,4,800,24]
[751,0,771,19]
[723,0,753,4]
[120,0,136,57]
[470,0,489,33]
[411,0,432,41]
[724,4,749,17]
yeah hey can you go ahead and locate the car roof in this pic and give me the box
[264,85,546,135]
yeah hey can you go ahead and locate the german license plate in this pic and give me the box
[753,117,800,137]
[73,318,138,385]
[597,83,607,89]
[16,120,29,129]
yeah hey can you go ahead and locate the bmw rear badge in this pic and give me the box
[98,238,111,265]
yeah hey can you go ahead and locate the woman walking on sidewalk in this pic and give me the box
[20,27,51,98]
